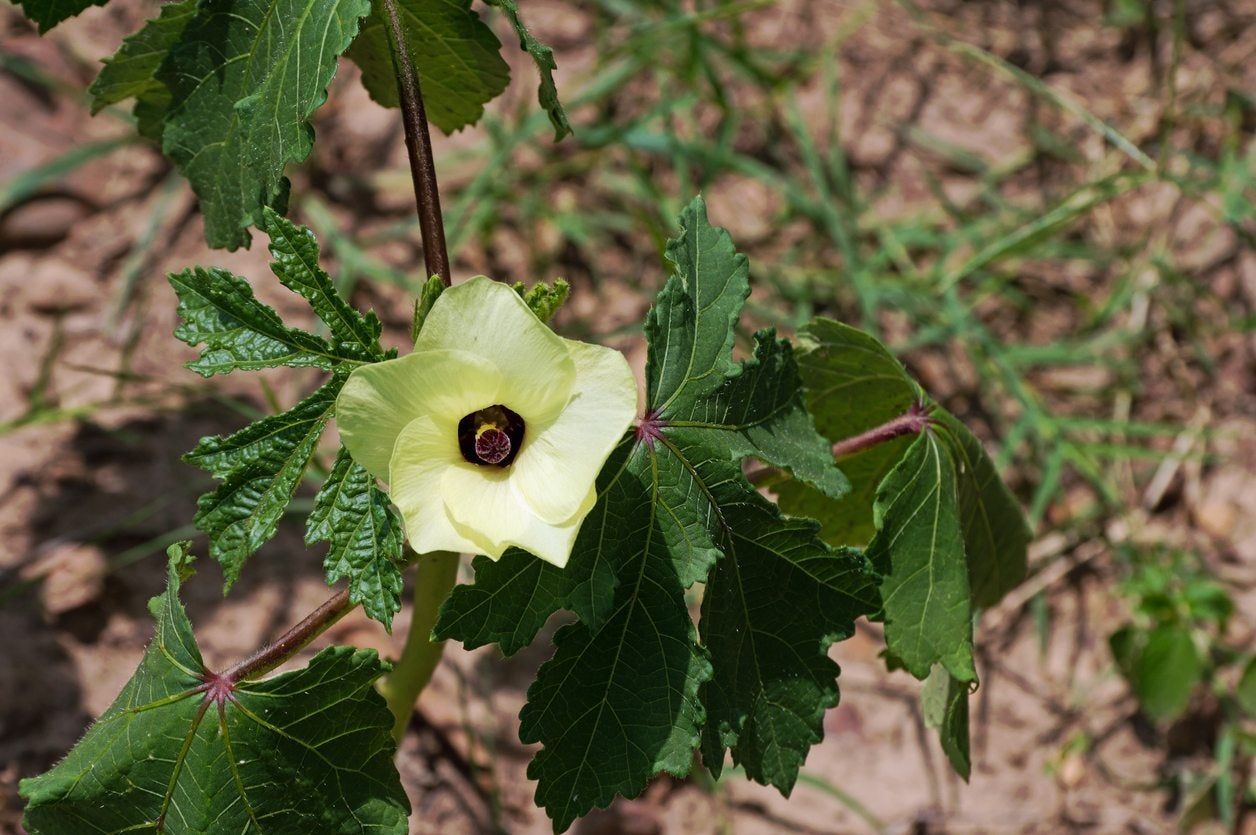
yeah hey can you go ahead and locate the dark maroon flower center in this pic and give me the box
[458,405,525,467]
[475,428,511,464]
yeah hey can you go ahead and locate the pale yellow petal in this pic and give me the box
[512,340,638,524]
[504,485,596,568]
[440,463,529,558]
[336,349,502,481]
[441,465,597,567]
[415,276,576,425]
[388,416,482,556]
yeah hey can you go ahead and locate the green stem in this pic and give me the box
[379,550,460,741]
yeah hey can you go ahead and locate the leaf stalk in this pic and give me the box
[747,401,933,487]
[831,400,933,460]
[198,585,359,688]
[225,587,355,682]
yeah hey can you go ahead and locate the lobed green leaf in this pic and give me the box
[678,335,871,792]
[261,208,385,360]
[698,499,876,790]
[169,266,344,377]
[680,329,851,501]
[184,380,344,478]
[517,440,711,833]
[434,550,569,656]
[156,0,371,249]
[192,376,344,587]
[308,449,406,627]
[174,218,402,616]
[20,546,409,834]
[646,197,750,412]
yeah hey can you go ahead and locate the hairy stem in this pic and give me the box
[379,551,461,742]
[381,0,451,287]
[226,588,355,682]
[747,401,932,487]
[831,400,932,460]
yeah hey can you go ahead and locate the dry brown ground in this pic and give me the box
[1,1,1254,833]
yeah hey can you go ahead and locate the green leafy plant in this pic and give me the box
[14,2,1035,832]
[1110,550,1227,722]
[21,545,410,832]
[1109,547,1256,829]
[436,198,881,825]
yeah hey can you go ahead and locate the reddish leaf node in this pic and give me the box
[200,670,237,706]
[635,410,667,448]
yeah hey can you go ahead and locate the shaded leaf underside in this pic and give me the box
[775,318,921,547]
[868,430,975,683]
[349,0,509,134]
[775,317,1031,784]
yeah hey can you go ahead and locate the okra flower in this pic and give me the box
[334,277,637,568]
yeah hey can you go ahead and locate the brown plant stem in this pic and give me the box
[224,588,355,682]
[381,0,451,287]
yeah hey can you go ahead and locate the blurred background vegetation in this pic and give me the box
[0,0,1253,832]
